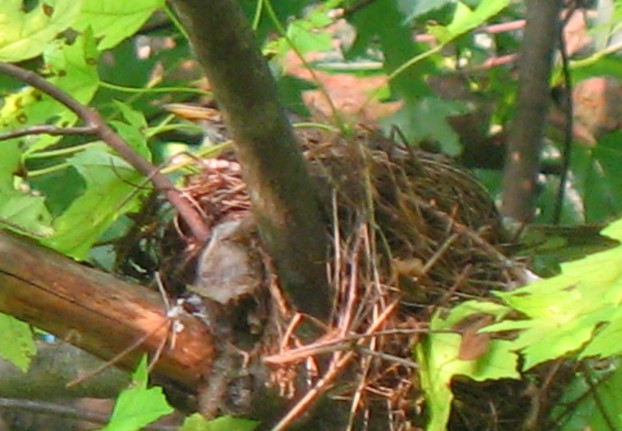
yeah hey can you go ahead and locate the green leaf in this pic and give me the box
[0,313,35,372]
[487,220,622,368]
[179,414,259,431]
[385,97,467,155]
[110,101,151,159]
[552,360,622,431]
[417,301,519,431]
[286,11,332,55]
[0,0,82,62]
[0,190,54,237]
[581,308,622,358]
[0,140,21,190]
[40,143,146,259]
[0,140,54,237]
[45,27,100,101]
[349,0,434,99]
[0,30,99,155]
[101,356,174,431]
[440,0,510,44]
[399,0,454,21]
[73,0,165,50]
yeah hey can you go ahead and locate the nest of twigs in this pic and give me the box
[128,126,534,430]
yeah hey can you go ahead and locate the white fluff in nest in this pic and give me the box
[190,219,261,304]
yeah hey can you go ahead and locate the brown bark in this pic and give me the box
[0,231,213,392]
[168,0,331,320]
[501,0,564,222]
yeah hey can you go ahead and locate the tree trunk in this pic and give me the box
[169,0,331,320]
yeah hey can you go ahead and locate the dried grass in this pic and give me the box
[147,126,531,430]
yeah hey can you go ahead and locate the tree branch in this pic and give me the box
[501,0,564,222]
[0,62,209,242]
[0,231,213,392]
[0,125,98,140]
[168,0,331,319]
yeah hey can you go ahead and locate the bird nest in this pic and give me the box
[134,126,529,430]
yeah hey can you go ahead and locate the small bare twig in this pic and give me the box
[66,318,170,388]
[66,272,184,388]
[0,61,209,242]
[0,125,98,141]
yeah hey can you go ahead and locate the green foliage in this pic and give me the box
[0,0,81,62]
[419,217,622,430]
[0,0,159,250]
[487,219,622,369]
[0,0,170,417]
[100,356,174,431]
[0,313,36,372]
[40,144,145,258]
[416,301,519,431]
[346,0,510,154]
[552,360,622,430]
[72,0,165,50]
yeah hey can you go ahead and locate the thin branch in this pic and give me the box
[553,6,579,225]
[0,125,98,140]
[0,62,209,242]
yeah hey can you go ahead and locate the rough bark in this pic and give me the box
[168,0,331,320]
[0,231,213,392]
[501,0,564,222]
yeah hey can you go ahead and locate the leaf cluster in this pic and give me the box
[418,217,622,430]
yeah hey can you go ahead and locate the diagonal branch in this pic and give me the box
[0,62,209,242]
[0,231,213,392]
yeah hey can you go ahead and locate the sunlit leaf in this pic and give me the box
[0,313,35,372]
[417,301,518,431]
[487,219,622,369]
[101,356,174,431]
[443,0,510,43]
[41,143,146,259]
[286,11,332,54]
[0,190,54,237]
[73,0,165,50]
[0,140,20,190]
[0,30,99,154]
[0,0,81,62]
